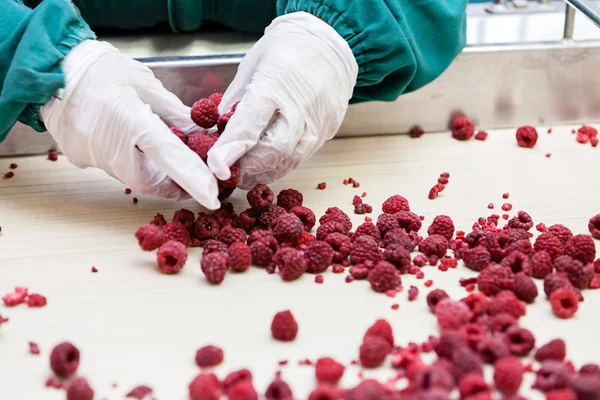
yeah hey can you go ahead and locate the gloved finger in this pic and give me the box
[207,77,279,181]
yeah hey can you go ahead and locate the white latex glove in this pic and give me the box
[207,12,358,189]
[40,40,221,210]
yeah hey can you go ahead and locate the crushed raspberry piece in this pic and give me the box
[188,373,222,400]
[512,272,538,303]
[227,242,252,272]
[223,369,252,393]
[516,126,538,148]
[502,203,512,211]
[550,287,579,318]
[29,341,40,355]
[474,130,488,141]
[201,252,229,284]
[462,246,491,271]
[125,385,153,399]
[391,304,399,310]
[50,342,80,378]
[367,261,401,293]
[26,293,47,307]
[382,195,410,214]
[534,233,563,260]
[195,345,224,367]
[170,126,187,144]
[408,285,419,301]
[435,299,473,331]
[428,186,439,200]
[477,264,514,296]
[191,98,219,128]
[532,361,571,392]
[487,290,526,318]
[149,213,167,227]
[477,335,510,364]
[3,171,14,179]
[324,233,351,263]
[317,182,326,190]
[315,357,345,385]
[353,203,372,214]
[265,378,293,400]
[274,248,307,281]
[2,287,28,306]
[250,236,278,266]
[271,310,298,341]
[247,184,274,211]
[304,241,334,273]
[500,250,532,275]
[124,188,132,195]
[494,357,524,395]
[45,377,63,389]
[564,234,596,264]
[319,207,352,232]
[360,335,391,368]
[504,326,535,356]
[156,240,187,274]
[427,215,455,240]
[424,280,433,287]
[135,224,164,251]
[48,149,58,161]
[487,203,494,209]
[66,377,94,400]
[259,205,287,228]
[276,189,303,211]
[419,235,449,258]
[332,265,345,273]
[409,125,425,138]
[315,274,324,284]
[216,111,234,133]
[535,339,566,362]
[426,289,449,312]
[452,117,475,141]
[161,222,190,247]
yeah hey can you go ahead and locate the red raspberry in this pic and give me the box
[170,127,187,144]
[316,221,347,241]
[250,236,278,266]
[477,336,510,364]
[461,291,489,315]
[319,207,352,232]
[216,226,246,246]
[66,377,94,400]
[150,213,167,227]
[426,289,449,312]
[271,310,298,341]
[570,375,600,399]
[289,206,316,232]
[382,194,411,213]
[307,386,340,400]
[218,162,240,188]
[419,235,449,258]
[487,290,526,318]
[202,239,228,256]
[550,287,579,318]
[588,214,600,238]
[409,125,425,138]
[564,260,593,289]
[564,234,596,264]
[274,248,307,281]
[276,189,303,211]
[272,213,304,244]
[546,388,577,400]
[435,299,473,331]
[394,211,422,233]
[315,357,345,384]
[247,184,274,211]
[347,380,390,399]
[580,364,600,376]
[172,208,195,230]
[532,250,555,278]
[452,117,475,140]
[265,379,293,400]
[216,111,233,134]
[516,126,538,148]
[434,330,468,359]
[451,346,483,380]
[324,233,351,263]
[188,373,222,400]
[427,215,455,240]
[258,205,286,228]
[364,319,394,347]
[223,369,252,393]
[507,211,534,231]
[377,213,401,238]
[494,357,524,395]
[458,373,490,398]
[465,230,485,248]
[490,312,517,334]
[227,242,252,272]
[534,233,563,260]
[208,92,223,106]
[353,222,381,243]
[48,149,58,161]
[235,209,257,232]
[195,345,224,367]
[462,246,491,272]
[350,235,380,265]
[512,272,538,303]
[367,261,401,293]
[359,335,391,368]
[125,386,153,399]
[504,239,533,258]
[246,229,271,245]
[187,132,218,161]
[413,363,455,392]
[382,243,410,273]
[162,222,191,247]
[504,326,535,356]
[548,224,574,247]
[532,361,571,392]
[50,342,80,378]
[408,285,419,301]
[500,251,532,276]
[156,240,187,274]
[507,228,529,243]
[544,272,574,298]
[191,98,219,128]
[228,381,258,400]
[535,339,566,362]
[304,241,334,274]
[201,252,229,284]
[461,324,487,350]
[349,264,370,280]
[297,231,316,247]
[477,264,514,296]
[382,229,417,252]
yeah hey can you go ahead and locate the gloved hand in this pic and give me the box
[207,12,359,189]
[40,40,221,210]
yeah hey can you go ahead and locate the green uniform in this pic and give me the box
[0,0,467,141]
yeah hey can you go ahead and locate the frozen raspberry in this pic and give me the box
[419,235,449,258]
[218,162,240,188]
[564,261,593,289]
[202,239,228,256]
[504,326,535,356]
[2,287,28,306]
[487,290,526,318]
[316,221,347,241]
[382,194,410,213]
[413,363,455,392]
[535,339,566,362]
[66,377,94,400]
[588,214,600,239]
[409,125,425,138]
[319,207,352,232]
[451,117,475,140]
[382,229,417,252]
[297,231,316,247]
[289,206,316,232]
[187,132,218,161]
[359,335,391,368]
[304,241,334,273]
[367,261,401,293]
[162,222,191,247]
[271,310,298,341]
[451,346,483,379]
[228,380,258,400]
[477,264,514,296]
[235,209,257,232]
[216,111,233,134]
[550,287,579,318]
[156,240,187,274]
[507,211,534,231]
[434,330,468,359]
[272,213,304,244]
[223,369,252,393]
[532,361,570,392]
[490,313,517,334]
[381,243,410,272]
[465,230,485,248]
[247,184,274,211]
[534,233,563,260]
[350,235,380,265]
[394,211,422,233]
[315,357,345,384]
[353,222,380,243]
[564,234,596,264]
[135,224,164,251]
[511,272,538,303]
[458,373,490,398]
[532,251,555,278]
[170,127,187,144]
[461,323,486,350]
[307,386,339,400]
[276,189,303,211]
[426,289,449,312]
[435,299,473,331]
[172,208,195,230]
[493,357,524,395]
[218,186,235,201]
[544,273,573,298]
[364,319,394,347]
[504,239,533,258]
[349,264,370,280]
[324,233,351,263]
[548,224,574,247]
[515,126,538,148]
[215,226,246,246]
[125,385,153,399]
[150,213,167,227]
[554,255,576,274]
[227,242,252,272]
[274,248,307,281]
[477,336,510,364]
[191,98,219,128]
[414,253,428,266]
[189,373,222,400]
[500,251,532,275]
[427,215,455,240]
[201,252,229,284]
[48,149,58,161]
[50,342,80,378]
[246,229,271,245]
[207,92,223,106]
[265,379,293,400]
[462,246,491,272]
[507,228,529,244]
[250,236,278,266]
[581,364,600,376]
[258,205,286,228]
[26,293,47,307]
[195,345,224,367]
[570,375,600,400]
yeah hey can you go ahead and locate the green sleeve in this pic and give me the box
[0,0,95,142]
[277,0,468,103]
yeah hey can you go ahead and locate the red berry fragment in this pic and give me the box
[201,252,229,284]
[516,126,538,148]
[29,341,40,355]
[135,224,164,251]
[170,127,187,144]
[494,357,524,395]
[315,357,345,384]
[66,377,94,400]
[26,293,47,307]
[191,98,219,128]
[9,163,17,169]
[50,341,80,378]
[3,171,14,179]
[189,373,222,400]
[48,149,58,161]
[550,287,579,318]
[535,339,566,362]
[317,182,326,190]
[228,380,259,400]
[271,310,298,341]
[2,287,28,306]
[475,130,488,141]
[125,385,153,399]
[156,240,187,274]
[452,117,475,141]
[195,345,224,367]
[409,125,425,138]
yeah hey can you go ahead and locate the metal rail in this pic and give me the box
[565,0,600,29]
